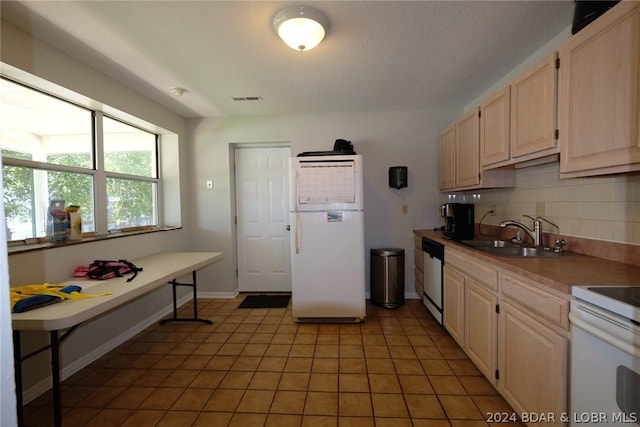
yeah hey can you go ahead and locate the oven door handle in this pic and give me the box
[570,308,640,357]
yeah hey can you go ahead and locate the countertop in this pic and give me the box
[415,229,640,295]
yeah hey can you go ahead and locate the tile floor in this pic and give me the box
[23,296,522,427]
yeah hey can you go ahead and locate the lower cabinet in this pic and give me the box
[414,235,424,297]
[499,300,568,424]
[443,249,498,384]
[466,280,498,382]
[443,266,465,346]
[443,247,569,426]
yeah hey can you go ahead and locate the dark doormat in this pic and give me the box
[238,294,291,309]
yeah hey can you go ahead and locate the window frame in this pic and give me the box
[1,76,163,241]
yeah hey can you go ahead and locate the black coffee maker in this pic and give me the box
[441,203,475,240]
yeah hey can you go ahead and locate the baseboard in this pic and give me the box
[22,293,191,404]
[405,291,421,299]
[198,290,239,299]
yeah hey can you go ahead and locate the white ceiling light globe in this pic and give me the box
[273,6,329,52]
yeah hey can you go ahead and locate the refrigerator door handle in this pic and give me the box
[295,213,300,254]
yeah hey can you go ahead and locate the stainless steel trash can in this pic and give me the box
[370,248,405,309]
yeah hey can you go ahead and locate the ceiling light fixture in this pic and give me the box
[272,6,329,52]
[170,87,187,96]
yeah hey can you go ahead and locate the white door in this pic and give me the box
[235,146,291,292]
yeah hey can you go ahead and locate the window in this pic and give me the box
[103,117,159,231]
[0,77,160,241]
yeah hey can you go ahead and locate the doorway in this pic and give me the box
[234,145,291,292]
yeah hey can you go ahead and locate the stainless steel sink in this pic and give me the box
[459,239,577,258]
[490,246,563,257]
[459,239,518,249]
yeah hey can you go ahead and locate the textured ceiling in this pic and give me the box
[1,1,575,118]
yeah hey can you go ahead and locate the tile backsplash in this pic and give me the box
[445,161,640,246]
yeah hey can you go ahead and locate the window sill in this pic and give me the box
[7,226,182,255]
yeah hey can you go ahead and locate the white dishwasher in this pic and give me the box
[422,237,444,324]
[570,286,640,426]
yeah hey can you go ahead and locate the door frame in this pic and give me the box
[231,142,291,292]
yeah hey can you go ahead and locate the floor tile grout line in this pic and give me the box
[23,299,512,426]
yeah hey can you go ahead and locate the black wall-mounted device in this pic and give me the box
[389,166,408,189]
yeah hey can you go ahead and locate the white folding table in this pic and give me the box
[11,251,223,427]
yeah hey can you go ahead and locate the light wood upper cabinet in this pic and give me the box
[559,1,640,177]
[511,52,558,159]
[455,108,481,188]
[480,52,559,169]
[480,86,511,167]
[439,124,456,190]
[440,110,510,191]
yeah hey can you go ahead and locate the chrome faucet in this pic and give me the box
[499,215,542,246]
[536,216,567,253]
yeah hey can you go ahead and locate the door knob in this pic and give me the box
[286,225,290,231]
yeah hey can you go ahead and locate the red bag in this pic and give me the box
[74,259,142,282]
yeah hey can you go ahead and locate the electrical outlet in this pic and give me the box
[489,204,497,216]
[402,204,408,214]
[535,201,546,216]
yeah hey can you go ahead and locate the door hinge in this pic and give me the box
[495,369,500,380]
[554,129,559,140]
[495,303,500,314]
[234,216,237,225]
[478,110,481,118]
[555,57,560,69]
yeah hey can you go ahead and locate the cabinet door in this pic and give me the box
[455,109,480,188]
[465,280,497,384]
[511,52,558,158]
[414,236,424,296]
[481,86,511,166]
[443,266,465,347]
[439,124,456,190]
[499,301,568,425]
[559,2,640,177]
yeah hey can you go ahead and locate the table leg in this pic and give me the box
[50,330,62,427]
[159,271,212,324]
[13,331,24,427]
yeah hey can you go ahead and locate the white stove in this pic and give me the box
[573,286,640,322]
[570,285,640,426]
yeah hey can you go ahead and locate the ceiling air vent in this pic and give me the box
[232,96,263,101]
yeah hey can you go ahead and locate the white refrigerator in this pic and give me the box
[289,154,366,322]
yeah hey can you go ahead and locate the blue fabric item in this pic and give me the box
[12,285,82,313]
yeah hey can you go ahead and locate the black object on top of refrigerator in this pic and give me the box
[571,0,620,35]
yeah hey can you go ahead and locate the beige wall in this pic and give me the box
[187,110,456,298]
